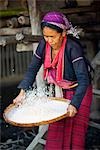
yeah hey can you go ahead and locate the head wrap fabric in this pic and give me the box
[42,11,81,38]
[42,11,71,30]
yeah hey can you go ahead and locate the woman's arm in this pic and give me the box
[69,40,90,109]
[18,39,45,90]
[13,39,45,105]
[13,89,26,105]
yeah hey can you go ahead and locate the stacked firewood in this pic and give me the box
[7,15,30,28]
[0,0,29,30]
[0,15,30,28]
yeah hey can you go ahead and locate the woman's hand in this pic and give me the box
[13,89,25,106]
[67,104,77,117]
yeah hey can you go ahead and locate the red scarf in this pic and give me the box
[44,37,78,89]
[44,37,66,80]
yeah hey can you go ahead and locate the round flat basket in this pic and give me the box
[3,97,70,127]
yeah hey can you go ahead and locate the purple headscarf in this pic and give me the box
[42,11,71,30]
[42,11,82,38]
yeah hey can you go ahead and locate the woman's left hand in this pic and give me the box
[67,104,77,117]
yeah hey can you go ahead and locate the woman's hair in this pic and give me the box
[41,22,63,33]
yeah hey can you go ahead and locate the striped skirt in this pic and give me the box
[45,85,92,150]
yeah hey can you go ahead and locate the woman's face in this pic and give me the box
[43,26,66,50]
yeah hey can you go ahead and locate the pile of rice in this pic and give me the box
[6,88,70,124]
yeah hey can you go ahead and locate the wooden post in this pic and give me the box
[27,0,41,35]
[27,0,44,90]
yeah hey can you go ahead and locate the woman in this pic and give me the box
[13,11,93,150]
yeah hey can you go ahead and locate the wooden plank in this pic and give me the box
[1,32,100,46]
[93,89,100,96]
[84,26,100,33]
[89,121,100,129]
[16,34,42,42]
[27,0,41,35]
[0,27,32,36]
[60,6,100,15]
[0,35,42,46]
[16,43,33,52]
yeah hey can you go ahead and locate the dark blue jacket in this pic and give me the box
[18,36,91,109]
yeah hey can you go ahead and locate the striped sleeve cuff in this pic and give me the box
[72,57,83,63]
[34,51,41,59]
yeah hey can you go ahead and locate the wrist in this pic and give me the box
[19,89,25,96]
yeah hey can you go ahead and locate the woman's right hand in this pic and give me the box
[13,89,25,106]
